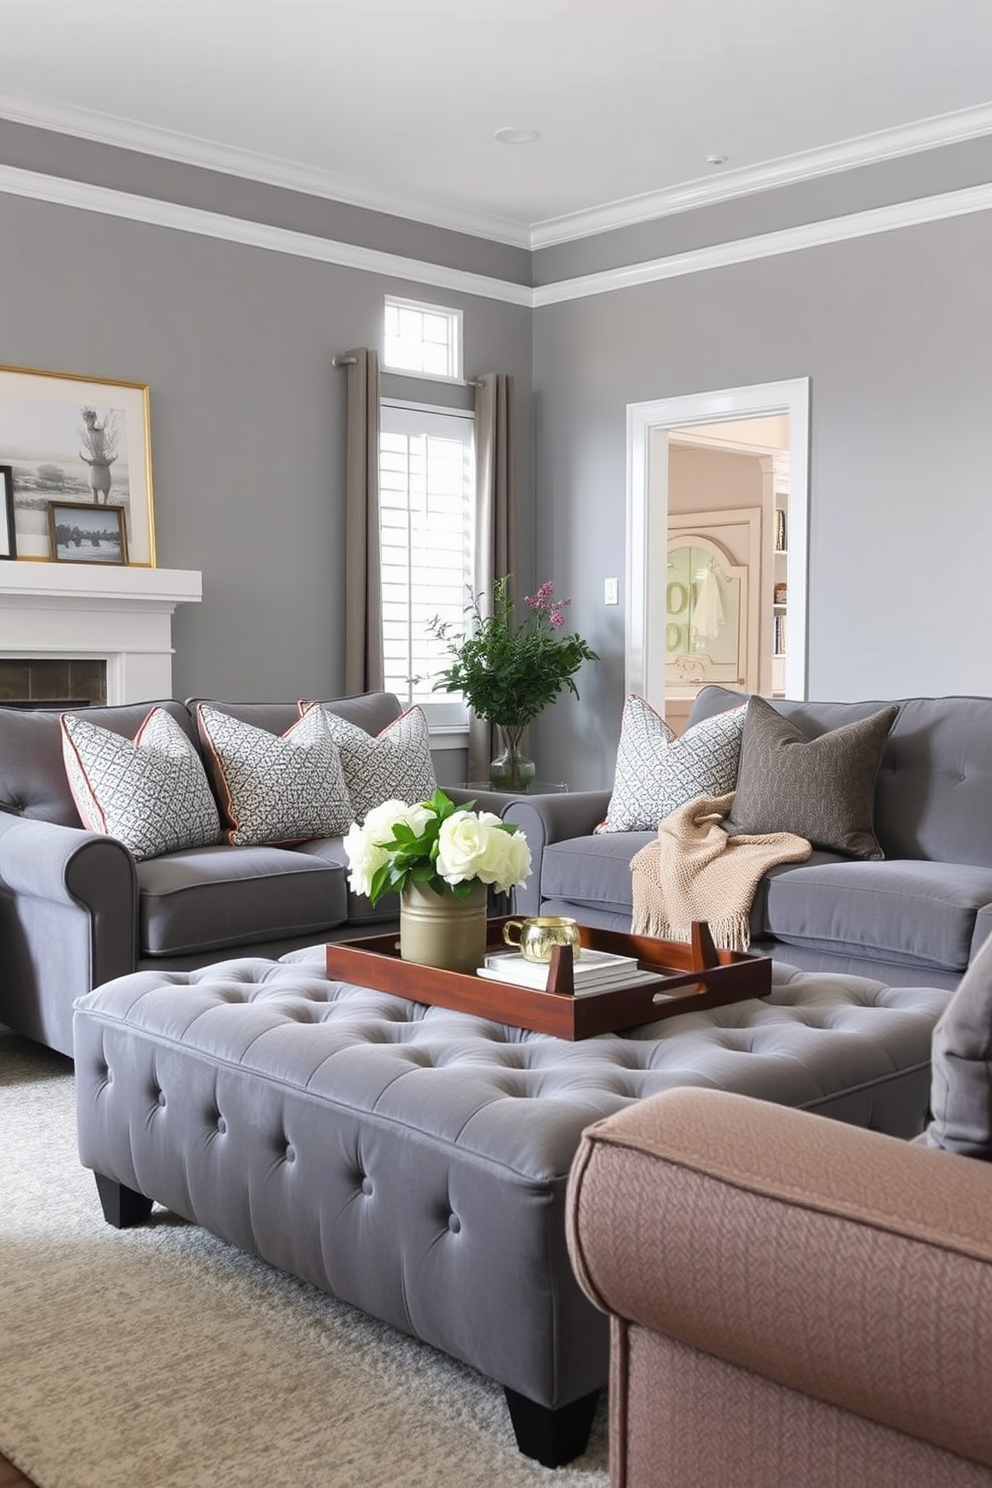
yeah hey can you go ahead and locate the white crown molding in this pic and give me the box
[0,89,532,250]
[530,101,992,248]
[5,89,992,256]
[0,164,533,307]
[3,162,992,313]
[532,180,992,306]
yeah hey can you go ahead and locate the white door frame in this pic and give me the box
[625,377,810,705]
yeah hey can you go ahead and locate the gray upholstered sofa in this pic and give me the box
[504,687,992,992]
[0,692,492,1057]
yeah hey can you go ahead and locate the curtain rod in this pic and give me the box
[333,353,483,388]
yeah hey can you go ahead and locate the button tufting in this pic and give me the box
[285,1144,296,1163]
[216,1116,227,1135]
[448,1213,461,1234]
[361,1176,373,1196]
[156,1090,166,1107]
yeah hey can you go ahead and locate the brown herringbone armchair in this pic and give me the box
[566,950,992,1488]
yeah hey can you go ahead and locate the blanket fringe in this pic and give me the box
[633,910,752,953]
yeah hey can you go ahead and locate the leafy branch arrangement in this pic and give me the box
[429,577,599,730]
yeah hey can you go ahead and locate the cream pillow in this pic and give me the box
[299,703,437,820]
[197,704,352,846]
[61,707,221,861]
[600,694,746,832]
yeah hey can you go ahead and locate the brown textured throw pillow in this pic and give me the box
[729,695,899,859]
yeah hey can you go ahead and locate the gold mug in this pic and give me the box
[502,915,582,964]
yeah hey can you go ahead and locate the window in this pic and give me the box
[379,402,474,725]
[383,296,463,381]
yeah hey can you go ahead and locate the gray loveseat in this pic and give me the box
[505,687,992,992]
[0,692,490,1057]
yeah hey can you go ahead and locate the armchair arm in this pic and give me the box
[500,791,611,915]
[0,812,137,1054]
[567,1087,992,1473]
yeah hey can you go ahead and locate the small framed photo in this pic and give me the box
[47,501,128,565]
[0,464,15,559]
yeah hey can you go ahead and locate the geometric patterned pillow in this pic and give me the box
[599,693,746,833]
[196,704,353,846]
[299,703,437,821]
[60,707,221,861]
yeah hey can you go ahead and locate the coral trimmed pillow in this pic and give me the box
[599,694,746,832]
[61,707,221,861]
[728,694,899,859]
[300,703,437,820]
[197,704,352,846]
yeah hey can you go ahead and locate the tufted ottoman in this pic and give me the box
[73,955,950,1466]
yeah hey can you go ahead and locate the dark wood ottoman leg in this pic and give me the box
[95,1172,153,1229]
[504,1386,600,1466]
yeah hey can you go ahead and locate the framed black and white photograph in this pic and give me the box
[0,364,155,565]
[0,464,15,560]
[47,501,128,566]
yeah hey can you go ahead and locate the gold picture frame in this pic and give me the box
[0,363,155,565]
[47,500,128,566]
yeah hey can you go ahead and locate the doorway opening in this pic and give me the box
[625,379,809,726]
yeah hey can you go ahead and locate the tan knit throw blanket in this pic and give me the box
[630,791,812,951]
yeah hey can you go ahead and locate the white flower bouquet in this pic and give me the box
[343,787,532,905]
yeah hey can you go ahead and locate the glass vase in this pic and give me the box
[399,880,488,975]
[489,725,536,793]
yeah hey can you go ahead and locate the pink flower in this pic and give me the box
[525,580,556,614]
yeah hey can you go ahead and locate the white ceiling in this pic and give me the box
[2,0,991,246]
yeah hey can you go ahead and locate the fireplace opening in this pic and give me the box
[0,659,107,709]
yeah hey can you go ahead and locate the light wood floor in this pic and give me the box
[0,1452,33,1485]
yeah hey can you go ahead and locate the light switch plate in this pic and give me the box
[604,577,619,605]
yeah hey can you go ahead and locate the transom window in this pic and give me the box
[383,296,463,381]
[379,402,473,725]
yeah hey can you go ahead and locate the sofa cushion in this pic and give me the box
[137,844,348,956]
[922,931,992,1159]
[729,695,899,859]
[761,858,992,973]
[300,702,437,820]
[197,704,352,847]
[291,836,399,926]
[599,694,745,833]
[542,830,654,916]
[61,707,221,861]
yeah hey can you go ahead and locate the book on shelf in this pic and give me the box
[477,947,665,996]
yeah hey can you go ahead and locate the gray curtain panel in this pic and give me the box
[342,348,384,695]
[470,373,518,781]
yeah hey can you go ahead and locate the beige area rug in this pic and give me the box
[0,1030,608,1488]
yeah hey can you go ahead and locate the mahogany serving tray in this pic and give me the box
[324,920,771,1040]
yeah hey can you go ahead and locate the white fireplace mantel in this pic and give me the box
[0,562,203,703]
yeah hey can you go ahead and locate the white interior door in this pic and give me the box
[625,379,810,715]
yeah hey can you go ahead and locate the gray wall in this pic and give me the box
[0,190,533,704]
[532,209,992,788]
[5,121,992,795]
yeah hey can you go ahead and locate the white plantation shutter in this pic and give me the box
[379,403,474,724]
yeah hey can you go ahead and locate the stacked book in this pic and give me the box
[477,947,663,997]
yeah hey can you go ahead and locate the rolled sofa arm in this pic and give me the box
[566,1086,992,1474]
[0,812,137,1055]
[501,791,611,915]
